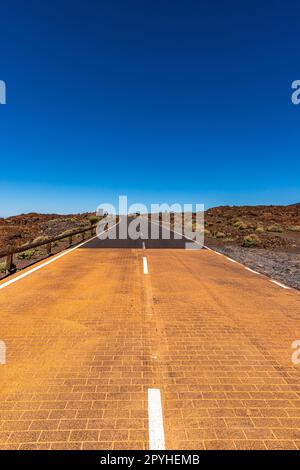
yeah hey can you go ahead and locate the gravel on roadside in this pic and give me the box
[206,244,300,291]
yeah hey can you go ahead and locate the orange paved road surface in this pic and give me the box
[0,246,300,449]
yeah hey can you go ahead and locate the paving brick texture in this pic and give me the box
[0,247,299,450]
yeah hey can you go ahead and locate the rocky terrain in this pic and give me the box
[203,203,300,290]
[208,245,300,290]
[203,203,300,250]
[0,212,100,277]
[0,212,95,253]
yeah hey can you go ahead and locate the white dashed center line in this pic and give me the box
[143,256,149,274]
[148,388,165,450]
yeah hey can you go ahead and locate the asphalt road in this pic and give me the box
[82,216,199,249]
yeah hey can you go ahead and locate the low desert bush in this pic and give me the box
[88,215,101,226]
[233,219,247,230]
[17,248,38,260]
[204,228,211,236]
[288,225,300,232]
[0,262,6,273]
[266,224,283,233]
[216,231,225,238]
[255,226,264,233]
[59,217,77,223]
[243,234,261,247]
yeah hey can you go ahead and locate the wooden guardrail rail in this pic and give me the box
[0,224,98,275]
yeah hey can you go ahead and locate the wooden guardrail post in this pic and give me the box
[6,254,15,273]
[82,232,85,241]
[69,235,73,246]
[46,242,52,256]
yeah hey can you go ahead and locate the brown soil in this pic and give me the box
[0,212,98,279]
[202,203,300,290]
[203,203,300,253]
[0,212,94,253]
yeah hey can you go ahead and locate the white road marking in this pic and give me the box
[147,220,297,293]
[148,388,165,450]
[245,267,260,275]
[271,280,291,290]
[0,222,120,290]
[143,256,149,274]
[204,243,295,292]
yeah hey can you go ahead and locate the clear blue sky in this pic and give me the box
[0,0,299,216]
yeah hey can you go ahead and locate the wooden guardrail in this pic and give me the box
[0,224,98,275]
